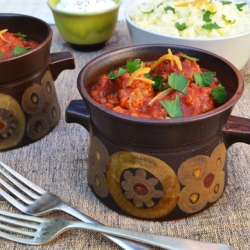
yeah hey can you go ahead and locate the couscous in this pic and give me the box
[129,0,250,38]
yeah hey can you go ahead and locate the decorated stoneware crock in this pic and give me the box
[0,14,75,151]
[66,45,250,221]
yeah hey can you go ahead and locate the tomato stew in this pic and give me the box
[0,29,39,59]
[90,49,226,119]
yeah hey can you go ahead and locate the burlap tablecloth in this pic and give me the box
[1,22,250,250]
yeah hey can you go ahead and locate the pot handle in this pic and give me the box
[50,52,75,80]
[65,100,91,132]
[223,115,250,148]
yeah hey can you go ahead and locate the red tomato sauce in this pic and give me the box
[90,51,225,119]
[0,30,39,59]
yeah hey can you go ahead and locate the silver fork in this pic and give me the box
[0,161,150,250]
[0,210,235,250]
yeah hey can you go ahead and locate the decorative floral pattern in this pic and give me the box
[121,168,164,208]
[106,151,180,219]
[0,108,15,139]
[0,93,25,150]
[87,131,109,198]
[177,143,226,214]
[22,70,60,140]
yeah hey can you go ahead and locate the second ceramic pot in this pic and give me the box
[0,14,75,151]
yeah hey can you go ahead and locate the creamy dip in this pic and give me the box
[55,0,116,12]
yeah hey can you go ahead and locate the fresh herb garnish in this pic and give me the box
[180,53,199,61]
[222,14,235,23]
[201,22,222,30]
[152,75,165,90]
[0,53,4,57]
[108,59,141,79]
[108,68,127,79]
[165,6,176,13]
[157,2,164,8]
[221,1,232,4]
[194,72,216,87]
[126,59,141,73]
[175,22,187,31]
[160,95,183,118]
[14,32,26,38]
[168,72,189,94]
[211,84,226,103]
[236,2,247,11]
[203,11,213,22]
[12,45,31,56]
[144,73,165,90]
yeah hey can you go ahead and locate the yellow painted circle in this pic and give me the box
[22,83,44,115]
[106,151,180,219]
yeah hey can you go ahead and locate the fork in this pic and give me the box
[0,161,151,250]
[0,210,235,250]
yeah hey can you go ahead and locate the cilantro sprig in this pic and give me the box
[236,2,247,11]
[160,95,183,118]
[14,32,26,38]
[108,59,141,79]
[222,14,235,24]
[145,74,165,90]
[0,53,4,57]
[175,22,187,31]
[165,6,176,13]
[168,72,189,94]
[12,45,31,56]
[194,72,216,87]
[180,54,199,61]
[221,1,232,5]
[211,84,226,103]
[202,22,222,30]
[159,72,189,118]
[203,11,213,22]
[126,58,141,73]
[194,72,226,104]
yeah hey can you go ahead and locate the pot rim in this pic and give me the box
[0,13,52,63]
[78,44,244,125]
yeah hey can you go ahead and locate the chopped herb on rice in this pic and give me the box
[129,0,250,38]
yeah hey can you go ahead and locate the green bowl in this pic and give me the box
[48,0,121,51]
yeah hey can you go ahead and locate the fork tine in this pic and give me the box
[0,219,36,236]
[0,210,44,222]
[0,177,36,204]
[0,161,45,194]
[0,214,38,229]
[0,187,27,211]
[0,231,36,245]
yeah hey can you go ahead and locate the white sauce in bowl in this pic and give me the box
[55,0,117,12]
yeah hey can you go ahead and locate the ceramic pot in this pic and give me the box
[66,45,249,221]
[0,14,75,151]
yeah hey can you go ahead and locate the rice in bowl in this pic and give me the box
[129,0,250,38]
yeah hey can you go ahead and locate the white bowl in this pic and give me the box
[125,0,250,69]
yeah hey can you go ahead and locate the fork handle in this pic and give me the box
[65,221,234,250]
[59,203,152,250]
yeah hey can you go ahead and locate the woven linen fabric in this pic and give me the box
[0,23,250,250]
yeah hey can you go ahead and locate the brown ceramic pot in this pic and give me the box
[0,14,75,151]
[66,45,249,221]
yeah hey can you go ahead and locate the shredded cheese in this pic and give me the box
[0,29,10,43]
[126,64,154,87]
[175,0,208,8]
[147,88,174,106]
[150,49,182,71]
